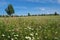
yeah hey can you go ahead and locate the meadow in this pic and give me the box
[0,16,60,40]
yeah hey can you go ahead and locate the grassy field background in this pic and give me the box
[0,16,60,40]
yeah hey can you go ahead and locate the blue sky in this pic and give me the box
[0,0,60,15]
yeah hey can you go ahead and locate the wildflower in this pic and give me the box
[11,38,14,40]
[54,37,58,40]
[25,36,31,40]
[30,33,34,36]
[28,27,31,30]
[55,31,58,34]
[8,36,10,38]
[14,34,18,37]
[39,26,41,28]
[35,33,38,35]
[37,37,39,39]
[8,30,11,32]
[2,34,5,37]
[15,37,17,39]
[45,36,47,39]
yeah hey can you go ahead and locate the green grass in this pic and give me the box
[0,16,60,40]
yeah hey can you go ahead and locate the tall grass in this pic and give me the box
[0,16,60,40]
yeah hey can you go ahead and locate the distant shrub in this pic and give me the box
[54,12,59,15]
[28,13,31,16]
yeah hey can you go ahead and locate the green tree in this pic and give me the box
[28,13,30,16]
[54,12,58,15]
[5,4,14,16]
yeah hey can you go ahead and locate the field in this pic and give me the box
[0,16,60,40]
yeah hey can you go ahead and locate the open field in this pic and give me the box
[0,16,60,40]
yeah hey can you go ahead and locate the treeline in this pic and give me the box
[0,12,59,17]
[27,12,59,16]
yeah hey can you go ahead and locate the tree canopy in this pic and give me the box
[5,4,14,16]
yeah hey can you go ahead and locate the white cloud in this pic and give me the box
[18,0,60,4]
[20,0,54,3]
[39,8,45,11]
[34,7,46,11]
[20,0,60,4]
[57,0,60,3]
[18,0,47,3]
[14,6,27,9]
[26,0,40,2]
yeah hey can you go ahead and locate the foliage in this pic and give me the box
[0,16,60,40]
[54,12,59,15]
[5,4,14,16]
[28,13,31,16]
